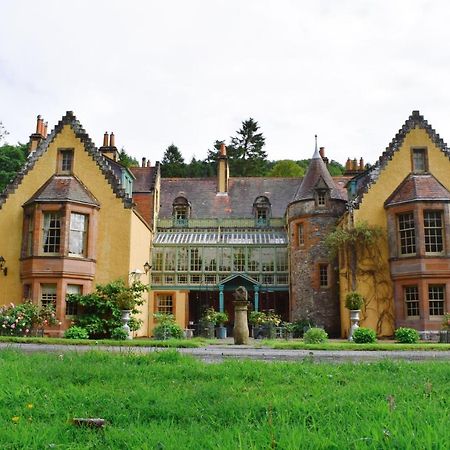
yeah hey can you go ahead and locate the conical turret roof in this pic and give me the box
[291,140,346,203]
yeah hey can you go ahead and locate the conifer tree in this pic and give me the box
[161,144,186,177]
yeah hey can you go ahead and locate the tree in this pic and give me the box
[268,160,305,177]
[118,148,139,168]
[0,121,8,143]
[161,144,186,177]
[0,143,28,192]
[228,118,268,176]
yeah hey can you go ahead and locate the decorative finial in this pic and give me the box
[312,134,320,159]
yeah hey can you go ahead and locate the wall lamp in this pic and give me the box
[144,262,152,274]
[0,256,7,276]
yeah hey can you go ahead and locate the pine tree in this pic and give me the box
[161,144,186,177]
[118,148,139,168]
[228,118,268,176]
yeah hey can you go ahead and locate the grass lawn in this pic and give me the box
[0,350,448,449]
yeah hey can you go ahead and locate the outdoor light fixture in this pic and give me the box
[0,256,7,276]
[144,262,152,274]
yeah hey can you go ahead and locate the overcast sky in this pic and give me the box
[1,0,450,166]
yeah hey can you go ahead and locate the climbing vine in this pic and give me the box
[326,221,394,334]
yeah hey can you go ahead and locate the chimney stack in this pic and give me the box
[109,132,115,147]
[99,131,119,161]
[146,160,151,167]
[103,132,109,147]
[29,114,46,152]
[217,143,229,195]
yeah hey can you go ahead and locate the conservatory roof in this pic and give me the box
[154,229,288,245]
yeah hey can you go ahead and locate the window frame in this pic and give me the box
[411,147,428,173]
[423,210,444,255]
[319,263,329,288]
[404,285,420,318]
[65,284,82,316]
[428,285,445,316]
[68,212,89,257]
[156,293,174,315]
[40,283,57,309]
[397,212,416,256]
[58,148,74,174]
[42,212,62,255]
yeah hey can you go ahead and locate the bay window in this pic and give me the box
[43,213,61,254]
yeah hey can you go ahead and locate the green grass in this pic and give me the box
[0,335,203,348]
[262,339,450,351]
[0,350,448,449]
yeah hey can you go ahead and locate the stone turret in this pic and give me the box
[286,137,346,336]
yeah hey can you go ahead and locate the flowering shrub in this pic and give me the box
[66,279,148,339]
[201,308,228,325]
[0,301,59,336]
[249,310,281,326]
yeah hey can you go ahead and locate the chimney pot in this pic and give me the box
[319,147,325,158]
[36,115,41,133]
[109,132,115,147]
[142,157,146,167]
[147,160,151,167]
[103,132,109,147]
[359,158,364,171]
[219,143,227,156]
[43,122,48,137]
[345,158,352,170]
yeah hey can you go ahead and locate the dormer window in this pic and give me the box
[172,196,190,227]
[253,196,271,226]
[315,189,328,207]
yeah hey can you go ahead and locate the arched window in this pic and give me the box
[172,196,191,226]
[253,196,271,226]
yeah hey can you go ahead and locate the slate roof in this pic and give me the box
[159,176,349,219]
[291,146,346,203]
[0,111,133,209]
[352,110,450,209]
[384,173,450,207]
[130,164,158,193]
[23,175,99,207]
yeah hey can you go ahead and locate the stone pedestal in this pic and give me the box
[348,309,360,342]
[233,301,249,345]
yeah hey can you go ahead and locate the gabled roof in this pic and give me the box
[353,110,450,208]
[291,147,346,203]
[130,164,158,193]
[384,173,450,207]
[159,175,349,220]
[23,175,99,207]
[0,111,133,209]
[159,177,301,219]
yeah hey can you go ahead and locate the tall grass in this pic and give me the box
[0,350,448,449]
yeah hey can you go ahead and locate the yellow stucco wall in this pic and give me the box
[340,126,450,336]
[0,124,132,304]
[129,211,152,337]
[149,290,189,336]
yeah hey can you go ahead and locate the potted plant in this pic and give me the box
[215,311,229,339]
[249,311,267,338]
[264,310,282,339]
[345,291,364,341]
[282,322,295,340]
[116,290,137,340]
[202,308,217,339]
